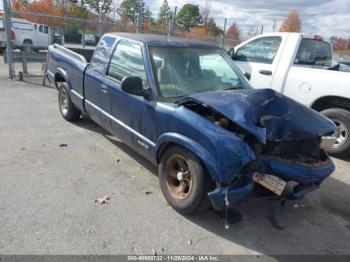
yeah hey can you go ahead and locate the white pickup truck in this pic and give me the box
[0,17,50,52]
[230,32,350,157]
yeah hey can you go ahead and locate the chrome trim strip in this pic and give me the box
[84,99,156,147]
[71,89,84,100]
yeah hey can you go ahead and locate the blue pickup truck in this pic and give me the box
[46,33,336,214]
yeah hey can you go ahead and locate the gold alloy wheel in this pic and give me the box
[165,155,193,200]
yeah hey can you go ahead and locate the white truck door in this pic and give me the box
[37,24,49,47]
[283,38,333,105]
[232,36,285,89]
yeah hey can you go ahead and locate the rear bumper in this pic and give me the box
[208,156,335,210]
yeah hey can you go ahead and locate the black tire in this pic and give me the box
[158,146,210,214]
[58,82,81,122]
[321,108,350,157]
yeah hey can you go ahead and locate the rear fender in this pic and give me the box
[55,68,71,90]
[55,68,85,113]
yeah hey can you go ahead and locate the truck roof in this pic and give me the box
[106,32,219,49]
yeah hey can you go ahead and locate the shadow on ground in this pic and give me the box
[74,117,350,255]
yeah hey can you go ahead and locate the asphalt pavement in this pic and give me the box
[0,78,349,256]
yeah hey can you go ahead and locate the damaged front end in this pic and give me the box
[178,89,336,210]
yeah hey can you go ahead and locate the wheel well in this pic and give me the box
[311,96,350,112]
[23,39,33,44]
[157,142,177,163]
[54,73,66,89]
[157,142,215,187]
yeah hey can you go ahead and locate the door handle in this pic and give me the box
[259,70,272,76]
[100,84,108,93]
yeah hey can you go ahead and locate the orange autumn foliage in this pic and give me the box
[188,27,207,37]
[11,0,64,27]
[279,10,301,32]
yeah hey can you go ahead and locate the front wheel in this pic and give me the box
[321,108,350,157]
[58,83,81,121]
[158,146,210,214]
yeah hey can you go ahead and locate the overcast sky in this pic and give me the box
[146,0,350,38]
[1,0,349,38]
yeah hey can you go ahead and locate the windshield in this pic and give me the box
[150,47,248,98]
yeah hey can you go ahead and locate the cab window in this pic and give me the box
[234,36,282,64]
[107,40,146,83]
[89,35,116,76]
[295,39,332,67]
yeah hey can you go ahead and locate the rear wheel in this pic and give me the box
[321,108,350,157]
[22,39,33,53]
[58,83,81,121]
[158,146,210,214]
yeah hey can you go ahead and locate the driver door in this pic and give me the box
[233,36,283,89]
[102,40,156,160]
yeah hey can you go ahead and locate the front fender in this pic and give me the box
[155,132,256,184]
[155,133,221,182]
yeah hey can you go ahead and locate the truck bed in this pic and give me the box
[46,44,89,100]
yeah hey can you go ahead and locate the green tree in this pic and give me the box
[176,4,203,32]
[118,0,152,23]
[144,5,153,23]
[85,0,113,19]
[157,0,173,25]
[205,18,222,37]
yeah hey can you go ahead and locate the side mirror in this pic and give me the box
[228,47,235,58]
[121,76,151,99]
[244,72,251,81]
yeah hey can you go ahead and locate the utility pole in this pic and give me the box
[3,0,14,79]
[221,18,227,48]
[272,19,276,31]
[168,6,177,36]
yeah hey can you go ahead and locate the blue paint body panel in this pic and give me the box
[184,88,335,143]
[47,33,336,210]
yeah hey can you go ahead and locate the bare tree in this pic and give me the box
[279,10,301,32]
[201,0,211,26]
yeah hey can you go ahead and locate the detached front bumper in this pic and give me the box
[208,156,335,210]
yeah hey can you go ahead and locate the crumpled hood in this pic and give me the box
[178,88,335,144]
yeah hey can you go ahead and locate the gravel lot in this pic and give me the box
[0,78,350,255]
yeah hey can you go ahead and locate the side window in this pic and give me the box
[234,37,282,64]
[89,35,116,76]
[295,39,332,67]
[39,25,43,32]
[107,40,146,83]
[44,26,49,34]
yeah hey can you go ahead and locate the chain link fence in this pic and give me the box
[0,10,241,81]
